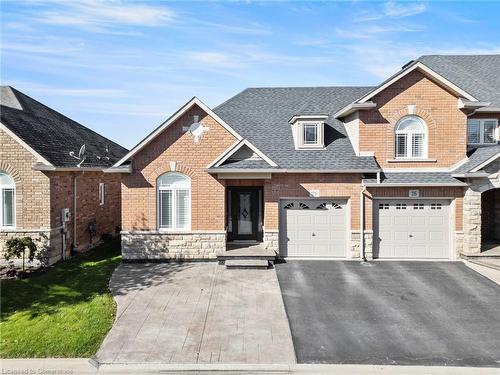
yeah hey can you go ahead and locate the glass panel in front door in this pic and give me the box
[238,193,253,235]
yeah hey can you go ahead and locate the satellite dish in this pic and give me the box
[78,144,86,158]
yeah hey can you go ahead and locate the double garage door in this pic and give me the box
[374,199,451,259]
[279,198,451,260]
[280,199,347,258]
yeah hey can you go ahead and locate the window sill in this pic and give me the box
[297,145,325,150]
[158,228,191,233]
[387,158,437,163]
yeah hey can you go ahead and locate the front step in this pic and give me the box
[467,259,500,271]
[225,259,270,269]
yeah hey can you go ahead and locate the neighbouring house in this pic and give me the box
[110,54,500,261]
[0,86,128,265]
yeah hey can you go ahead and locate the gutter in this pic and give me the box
[362,182,468,187]
[103,165,132,173]
[33,163,107,172]
[334,102,377,119]
[208,168,382,174]
[451,172,489,178]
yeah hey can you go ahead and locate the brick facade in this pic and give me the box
[1,129,122,265]
[120,70,498,261]
[121,104,238,260]
[359,70,467,169]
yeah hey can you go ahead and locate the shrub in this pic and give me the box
[4,237,37,276]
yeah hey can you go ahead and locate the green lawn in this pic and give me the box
[1,238,121,358]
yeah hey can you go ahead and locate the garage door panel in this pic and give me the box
[394,216,409,225]
[297,216,313,225]
[280,199,347,258]
[429,216,445,225]
[314,216,329,225]
[411,216,426,226]
[375,199,450,259]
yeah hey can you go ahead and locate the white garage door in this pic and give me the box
[280,199,347,258]
[374,199,451,259]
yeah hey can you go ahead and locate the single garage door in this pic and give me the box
[374,199,451,259]
[280,199,347,258]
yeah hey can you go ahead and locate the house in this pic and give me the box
[0,86,128,265]
[110,54,500,261]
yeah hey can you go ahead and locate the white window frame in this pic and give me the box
[157,172,191,231]
[0,172,16,229]
[99,183,105,206]
[395,116,428,159]
[298,121,323,148]
[467,119,498,145]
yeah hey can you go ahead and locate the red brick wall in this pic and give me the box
[122,104,238,231]
[263,173,363,230]
[49,171,122,252]
[359,69,467,168]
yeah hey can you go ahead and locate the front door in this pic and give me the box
[228,187,261,241]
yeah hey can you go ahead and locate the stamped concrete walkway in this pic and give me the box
[95,262,295,365]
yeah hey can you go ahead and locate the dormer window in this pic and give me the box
[289,115,328,150]
[303,123,320,145]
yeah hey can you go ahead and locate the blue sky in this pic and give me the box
[2,1,499,149]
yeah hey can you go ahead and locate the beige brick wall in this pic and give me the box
[122,104,238,231]
[0,129,51,229]
[359,69,467,168]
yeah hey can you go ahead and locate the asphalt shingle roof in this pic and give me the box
[213,158,277,170]
[363,172,466,185]
[214,87,379,171]
[1,86,128,168]
[417,55,500,107]
[452,145,500,174]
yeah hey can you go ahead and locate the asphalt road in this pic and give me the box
[276,260,500,367]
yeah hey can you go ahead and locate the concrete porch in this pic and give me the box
[216,243,277,269]
[461,243,500,271]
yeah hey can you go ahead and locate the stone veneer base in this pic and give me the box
[121,231,226,260]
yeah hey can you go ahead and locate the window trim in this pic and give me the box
[394,116,428,159]
[157,172,191,231]
[298,121,324,149]
[0,172,16,229]
[467,118,498,145]
[99,182,105,206]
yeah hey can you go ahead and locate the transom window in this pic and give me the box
[467,119,498,144]
[303,123,319,145]
[157,172,190,230]
[0,171,15,228]
[395,116,427,159]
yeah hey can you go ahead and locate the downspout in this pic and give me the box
[360,186,367,262]
[72,174,77,253]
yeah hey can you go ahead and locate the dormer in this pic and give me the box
[288,114,329,150]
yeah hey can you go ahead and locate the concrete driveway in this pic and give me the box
[276,260,500,367]
[96,262,295,365]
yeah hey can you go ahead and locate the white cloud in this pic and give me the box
[383,2,427,18]
[39,0,176,30]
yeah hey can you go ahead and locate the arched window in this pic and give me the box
[395,116,427,159]
[157,172,190,230]
[0,171,15,228]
